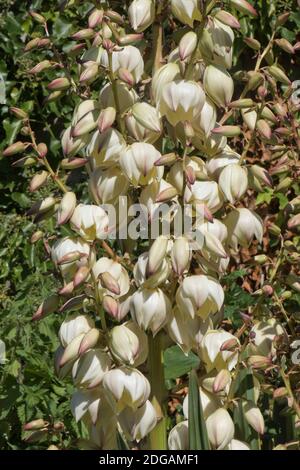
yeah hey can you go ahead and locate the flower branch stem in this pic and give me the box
[279,368,300,420]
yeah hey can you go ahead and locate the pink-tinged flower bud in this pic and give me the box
[247,355,272,369]
[249,165,273,187]
[268,65,291,85]
[105,10,124,25]
[155,153,177,166]
[118,67,135,86]
[70,204,109,242]
[170,0,201,27]
[168,421,189,450]
[27,196,56,216]
[257,119,272,140]
[59,282,74,296]
[224,208,263,250]
[57,191,76,225]
[10,107,28,120]
[99,272,120,296]
[109,320,148,366]
[220,338,239,351]
[229,98,255,109]
[215,10,240,29]
[199,330,240,372]
[71,28,95,40]
[119,399,157,442]
[120,142,162,187]
[244,37,261,50]
[29,11,46,24]
[69,43,86,56]
[73,348,111,389]
[24,419,49,431]
[32,294,60,321]
[273,387,288,399]
[44,90,64,104]
[176,275,224,321]
[103,295,127,321]
[59,333,85,367]
[88,9,103,28]
[211,125,241,137]
[204,65,234,108]
[24,37,50,52]
[79,63,99,83]
[30,230,43,244]
[213,369,231,393]
[11,156,35,167]
[78,328,100,356]
[243,402,265,434]
[37,142,48,158]
[29,170,48,192]
[159,80,205,126]
[47,77,71,91]
[229,0,258,17]
[98,107,116,133]
[131,288,171,335]
[103,367,150,411]
[3,141,27,157]
[29,60,52,74]
[276,12,290,26]
[147,236,169,275]
[179,31,197,60]
[275,38,295,54]
[73,266,90,288]
[59,314,94,348]
[171,236,191,276]
[206,408,234,449]
[258,86,268,98]
[61,157,88,169]
[151,63,180,104]
[118,34,144,46]
[128,0,155,32]
[218,164,248,203]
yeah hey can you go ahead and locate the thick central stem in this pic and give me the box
[148,332,167,450]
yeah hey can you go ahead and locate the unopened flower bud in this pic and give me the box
[268,65,291,85]
[244,37,261,50]
[276,12,290,26]
[105,10,124,25]
[60,333,85,366]
[30,230,43,244]
[229,98,255,109]
[248,355,272,369]
[171,236,190,276]
[229,0,258,17]
[257,119,272,140]
[247,71,264,91]
[118,34,144,46]
[24,419,49,431]
[212,125,241,137]
[147,236,169,275]
[79,63,99,83]
[29,11,46,24]
[32,294,60,321]
[215,10,240,29]
[47,77,71,91]
[275,38,295,54]
[88,9,103,28]
[155,152,177,166]
[37,142,48,158]
[78,328,100,355]
[10,107,28,120]
[3,141,27,157]
[71,28,95,40]
[179,31,197,60]
[73,266,90,288]
[30,171,48,192]
[118,67,135,86]
[61,157,88,169]
[98,107,116,133]
[29,60,52,74]
[213,369,231,393]
[99,272,120,295]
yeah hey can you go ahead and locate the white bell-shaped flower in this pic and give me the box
[199,329,240,372]
[130,287,171,335]
[70,204,109,242]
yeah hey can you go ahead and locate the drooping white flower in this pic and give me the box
[130,287,171,335]
[89,167,129,205]
[87,128,126,169]
[51,237,95,281]
[72,348,112,389]
[101,46,144,83]
[59,314,94,348]
[128,0,155,32]
[151,63,180,104]
[168,421,189,450]
[159,80,205,126]
[204,64,234,108]
[170,0,202,27]
[206,408,235,450]
[118,400,157,441]
[92,257,130,299]
[70,204,109,242]
[109,320,148,366]
[218,164,248,203]
[224,208,263,250]
[249,319,285,357]
[102,366,150,411]
[120,142,163,187]
[176,275,224,320]
[199,329,240,372]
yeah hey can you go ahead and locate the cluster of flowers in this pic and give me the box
[6,0,295,450]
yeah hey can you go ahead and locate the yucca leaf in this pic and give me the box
[188,369,210,450]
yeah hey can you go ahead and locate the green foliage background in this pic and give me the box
[0,0,299,449]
